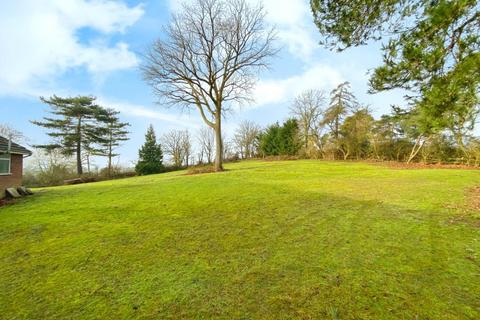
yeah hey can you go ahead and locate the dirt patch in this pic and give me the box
[468,187,480,211]
[369,161,480,170]
[185,165,218,175]
[262,156,301,161]
[446,187,480,228]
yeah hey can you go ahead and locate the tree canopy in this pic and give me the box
[32,96,105,175]
[259,119,301,157]
[95,108,130,177]
[311,0,480,127]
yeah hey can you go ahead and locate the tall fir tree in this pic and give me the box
[95,108,130,177]
[135,125,164,175]
[32,95,105,175]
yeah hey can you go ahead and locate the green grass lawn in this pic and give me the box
[1,161,479,319]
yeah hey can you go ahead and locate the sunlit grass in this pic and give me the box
[1,160,479,319]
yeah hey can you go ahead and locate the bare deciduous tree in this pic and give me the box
[181,130,192,167]
[0,124,27,144]
[162,130,192,168]
[24,150,76,187]
[290,90,326,152]
[234,120,261,159]
[142,0,277,171]
[222,135,237,161]
[197,127,215,164]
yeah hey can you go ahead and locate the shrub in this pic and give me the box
[259,119,301,156]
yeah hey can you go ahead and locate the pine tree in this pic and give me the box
[95,108,130,177]
[32,95,104,175]
[322,82,358,159]
[323,82,358,140]
[135,125,164,175]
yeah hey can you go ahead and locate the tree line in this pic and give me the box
[27,77,479,185]
[232,81,480,165]
[139,0,478,172]
[134,77,480,176]
[280,83,480,165]
[19,0,480,182]
[135,80,480,168]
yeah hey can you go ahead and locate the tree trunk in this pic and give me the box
[77,144,83,175]
[214,113,223,172]
[108,149,112,178]
[334,112,342,140]
[407,136,426,164]
[455,133,469,160]
[108,133,113,178]
[108,156,112,178]
[86,154,91,173]
[76,117,83,176]
[304,125,309,151]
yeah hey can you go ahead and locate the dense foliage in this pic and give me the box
[259,119,301,156]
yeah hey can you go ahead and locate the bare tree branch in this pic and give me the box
[142,0,277,171]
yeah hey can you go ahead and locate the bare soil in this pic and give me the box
[370,160,480,170]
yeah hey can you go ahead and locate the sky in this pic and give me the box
[0,0,407,168]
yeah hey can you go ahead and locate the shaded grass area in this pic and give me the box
[1,160,479,319]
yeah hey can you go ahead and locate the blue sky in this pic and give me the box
[0,0,406,168]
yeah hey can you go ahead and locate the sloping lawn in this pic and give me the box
[1,160,479,319]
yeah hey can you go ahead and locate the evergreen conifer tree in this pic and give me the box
[135,125,164,175]
[32,95,104,175]
[96,108,130,177]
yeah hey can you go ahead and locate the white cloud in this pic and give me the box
[98,98,202,129]
[0,0,144,95]
[256,0,317,60]
[253,64,344,107]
